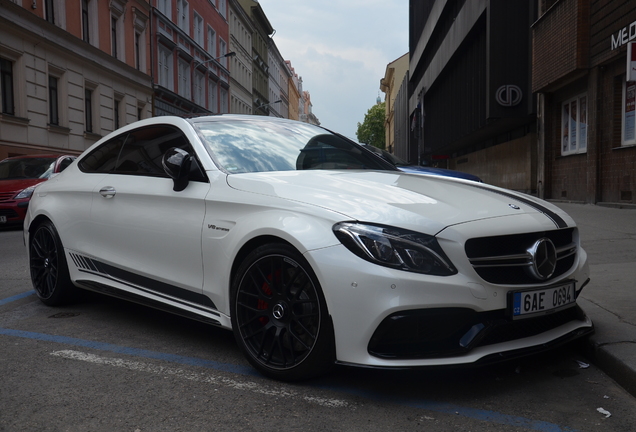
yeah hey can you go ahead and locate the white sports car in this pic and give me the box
[25,115,593,381]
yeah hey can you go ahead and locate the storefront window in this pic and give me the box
[623,81,636,146]
[561,94,588,155]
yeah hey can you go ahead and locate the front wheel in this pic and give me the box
[231,243,335,381]
[29,220,75,306]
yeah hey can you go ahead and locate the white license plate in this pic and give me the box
[511,282,575,319]
[0,216,6,223]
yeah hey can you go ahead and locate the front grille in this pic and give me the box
[465,229,576,284]
[0,209,19,218]
[0,192,16,202]
[368,305,587,360]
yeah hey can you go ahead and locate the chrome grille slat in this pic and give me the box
[465,230,577,284]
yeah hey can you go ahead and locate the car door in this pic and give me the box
[85,125,211,304]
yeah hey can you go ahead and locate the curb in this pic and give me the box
[578,298,636,398]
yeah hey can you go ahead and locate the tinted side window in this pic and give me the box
[114,125,206,181]
[78,134,127,173]
[58,157,74,172]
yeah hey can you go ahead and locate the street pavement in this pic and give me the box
[553,202,636,398]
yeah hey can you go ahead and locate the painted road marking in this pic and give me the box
[50,349,349,408]
[1,291,579,432]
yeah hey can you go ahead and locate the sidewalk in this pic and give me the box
[552,202,636,397]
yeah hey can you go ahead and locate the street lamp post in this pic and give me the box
[195,51,236,68]
[256,99,281,111]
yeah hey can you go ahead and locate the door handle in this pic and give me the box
[99,186,116,198]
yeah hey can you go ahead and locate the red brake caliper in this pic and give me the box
[258,275,273,325]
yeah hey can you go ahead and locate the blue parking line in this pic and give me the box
[0,291,578,432]
[0,290,34,306]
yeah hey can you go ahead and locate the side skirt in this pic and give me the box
[75,279,223,327]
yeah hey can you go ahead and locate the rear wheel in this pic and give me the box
[29,220,74,306]
[231,243,334,381]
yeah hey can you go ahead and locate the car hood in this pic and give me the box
[225,170,573,234]
[0,178,44,194]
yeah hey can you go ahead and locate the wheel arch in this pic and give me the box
[229,235,295,290]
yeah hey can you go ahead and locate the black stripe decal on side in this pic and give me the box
[468,184,568,229]
[69,253,217,311]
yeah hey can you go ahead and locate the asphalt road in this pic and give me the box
[1,227,635,432]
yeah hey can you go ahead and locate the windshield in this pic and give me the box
[192,118,394,174]
[0,157,57,180]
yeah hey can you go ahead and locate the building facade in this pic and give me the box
[267,40,291,118]
[409,0,537,191]
[228,0,253,115]
[237,0,273,115]
[286,60,300,121]
[152,0,231,116]
[533,0,636,205]
[0,0,152,159]
[380,53,409,154]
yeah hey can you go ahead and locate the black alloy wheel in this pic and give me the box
[231,244,334,381]
[29,221,74,306]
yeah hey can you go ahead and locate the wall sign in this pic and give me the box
[611,20,636,50]
[496,85,523,107]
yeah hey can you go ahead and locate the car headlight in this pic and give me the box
[333,222,457,276]
[15,185,37,200]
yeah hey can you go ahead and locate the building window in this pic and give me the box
[157,0,171,20]
[177,0,189,32]
[158,46,173,91]
[623,80,636,146]
[193,12,204,47]
[85,87,93,133]
[208,81,218,113]
[45,0,55,24]
[207,26,216,58]
[1,58,15,116]
[561,93,587,155]
[49,76,59,125]
[219,39,227,68]
[178,59,191,99]
[194,71,205,107]
[114,96,123,131]
[220,87,228,113]
[82,0,90,43]
[218,0,226,18]
[111,16,118,58]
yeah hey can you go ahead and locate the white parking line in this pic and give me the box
[50,349,350,409]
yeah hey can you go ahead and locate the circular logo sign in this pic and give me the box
[527,238,557,280]
[496,85,523,107]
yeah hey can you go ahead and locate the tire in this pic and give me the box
[231,243,335,381]
[29,220,75,306]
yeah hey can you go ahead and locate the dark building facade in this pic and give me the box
[409,0,538,192]
[533,0,636,205]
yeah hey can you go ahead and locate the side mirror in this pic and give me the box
[162,147,192,192]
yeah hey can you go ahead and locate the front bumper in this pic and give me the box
[305,238,592,368]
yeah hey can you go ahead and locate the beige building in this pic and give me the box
[380,53,408,154]
[229,0,254,115]
[0,1,152,159]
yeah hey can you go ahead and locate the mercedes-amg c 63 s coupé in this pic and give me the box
[25,115,593,381]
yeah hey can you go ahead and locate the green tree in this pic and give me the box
[356,101,386,149]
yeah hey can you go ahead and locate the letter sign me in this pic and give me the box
[496,85,523,107]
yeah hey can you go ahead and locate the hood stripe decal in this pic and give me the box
[467,184,568,229]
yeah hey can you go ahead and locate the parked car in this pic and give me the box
[25,115,593,381]
[361,144,483,182]
[0,154,75,226]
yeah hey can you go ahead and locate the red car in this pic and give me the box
[0,154,76,227]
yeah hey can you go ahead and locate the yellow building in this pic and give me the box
[380,53,409,154]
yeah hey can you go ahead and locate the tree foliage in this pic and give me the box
[356,102,386,149]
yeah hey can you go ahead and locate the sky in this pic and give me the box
[256,0,409,139]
